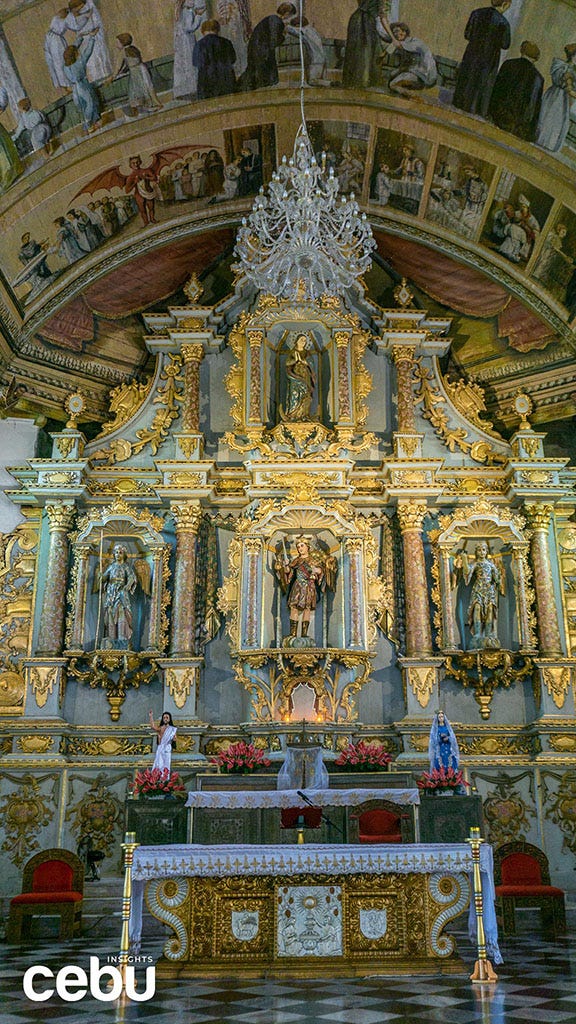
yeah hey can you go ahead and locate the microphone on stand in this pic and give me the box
[296,790,317,807]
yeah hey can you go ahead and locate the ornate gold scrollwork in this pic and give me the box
[67,652,158,721]
[414,361,505,465]
[95,376,153,440]
[0,773,55,866]
[66,773,122,856]
[541,666,572,709]
[445,650,534,719]
[29,665,59,709]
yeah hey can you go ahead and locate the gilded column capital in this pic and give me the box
[334,330,351,349]
[525,503,554,531]
[181,343,205,365]
[171,501,203,534]
[390,345,417,368]
[248,330,264,348]
[45,502,75,533]
[397,502,428,533]
[344,537,364,554]
[244,536,263,555]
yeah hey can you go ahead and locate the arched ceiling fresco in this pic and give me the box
[0,0,575,449]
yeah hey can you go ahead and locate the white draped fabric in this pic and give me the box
[185,787,420,809]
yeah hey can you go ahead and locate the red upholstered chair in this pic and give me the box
[494,841,566,939]
[7,848,84,943]
[348,799,413,844]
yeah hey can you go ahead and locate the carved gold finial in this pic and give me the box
[183,273,203,304]
[64,392,86,429]
[513,392,533,431]
[393,277,414,309]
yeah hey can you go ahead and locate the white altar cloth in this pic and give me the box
[185,787,420,809]
[129,841,501,964]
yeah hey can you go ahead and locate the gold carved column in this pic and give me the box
[37,503,76,656]
[69,543,91,650]
[525,504,563,657]
[391,346,417,434]
[147,545,166,651]
[397,501,433,657]
[439,545,458,650]
[248,330,264,426]
[170,502,202,656]
[345,537,365,648]
[244,537,263,648]
[181,343,204,433]
[335,330,352,425]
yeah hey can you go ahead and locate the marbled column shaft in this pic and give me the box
[513,548,533,650]
[170,502,202,656]
[37,503,75,655]
[439,548,458,649]
[181,343,204,433]
[147,548,164,651]
[397,502,433,657]
[525,504,563,657]
[391,346,417,434]
[244,537,262,647]
[70,544,91,649]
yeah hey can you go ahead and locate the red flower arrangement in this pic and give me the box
[416,767,469,792]
[210,741,271,774]
[334,740,392,771]
[132,768,186,796]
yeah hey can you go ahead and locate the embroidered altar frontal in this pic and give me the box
[141,844,476,978]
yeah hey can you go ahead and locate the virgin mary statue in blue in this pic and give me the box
[428,710,460,772]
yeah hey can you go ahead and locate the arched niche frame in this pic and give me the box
[223,296,374,458]
[66,502,169,655]
[218,499,391,724]
[431,501,537,656]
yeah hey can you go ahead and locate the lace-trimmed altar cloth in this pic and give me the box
[128,841,501,965]
[185,788,420,809]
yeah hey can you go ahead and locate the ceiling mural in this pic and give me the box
[0,0,573,448]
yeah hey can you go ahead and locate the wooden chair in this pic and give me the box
[494,840,566,939]
[7,848,84,943]
[348,799,414,844]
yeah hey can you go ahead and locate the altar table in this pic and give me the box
[129,842,500,977]
[185,788,420,808]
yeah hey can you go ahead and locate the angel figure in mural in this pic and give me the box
[279,335,315,422]
[274,536,337,642]
[452,541,505,650]
[428,710,460,773]
[96,543,151,650]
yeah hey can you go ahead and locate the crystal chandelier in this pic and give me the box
[233,7,375,302]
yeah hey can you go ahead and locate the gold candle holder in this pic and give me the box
[467,827,498,984]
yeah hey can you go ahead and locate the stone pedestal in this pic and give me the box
[419,794,485,844]
[126,798,188,846]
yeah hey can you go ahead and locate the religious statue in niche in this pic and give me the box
[428,710,460,773]
[279,334,315,421]
[274,535,337,647]
[452,541,505,650]
[95,543,151,650]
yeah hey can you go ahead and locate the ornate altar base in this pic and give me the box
[132,843,496,978]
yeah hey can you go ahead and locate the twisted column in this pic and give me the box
[37,503,76,655]
[334,330,352,422]
[69,543,91,650]
[525,504,563,657]
[391,346,417,434]
[170,502,203,656]
[181,343,204,433]
[397,501,433,657]
[248,330,264,425]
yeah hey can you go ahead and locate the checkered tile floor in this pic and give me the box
[2,922,576,1023]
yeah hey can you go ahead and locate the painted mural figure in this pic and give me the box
[342,0,383,89]
[488,41,544,142]
[193,19,237,99]
[239,4,295,91]
[149,710,177,775]
[18,233,54,295]
[274,536,337,640]
[280,335,315,421]
[63,36,102,132]
[428,710,460,772]
[101,543,137,648]
[65,0,112,82]
[216,0,251,79]
[380,19,437,96]
[44,8,70,91]
[53,215,88,263]
[457,542,503,649]
[0,86,22,192]
[452,0,511,118]
[173,0,208,97]
[536,44,576,153]
[287,15,329,86]
[125,155,158,225]
[13,99,53,155]
[113,34,163,117]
